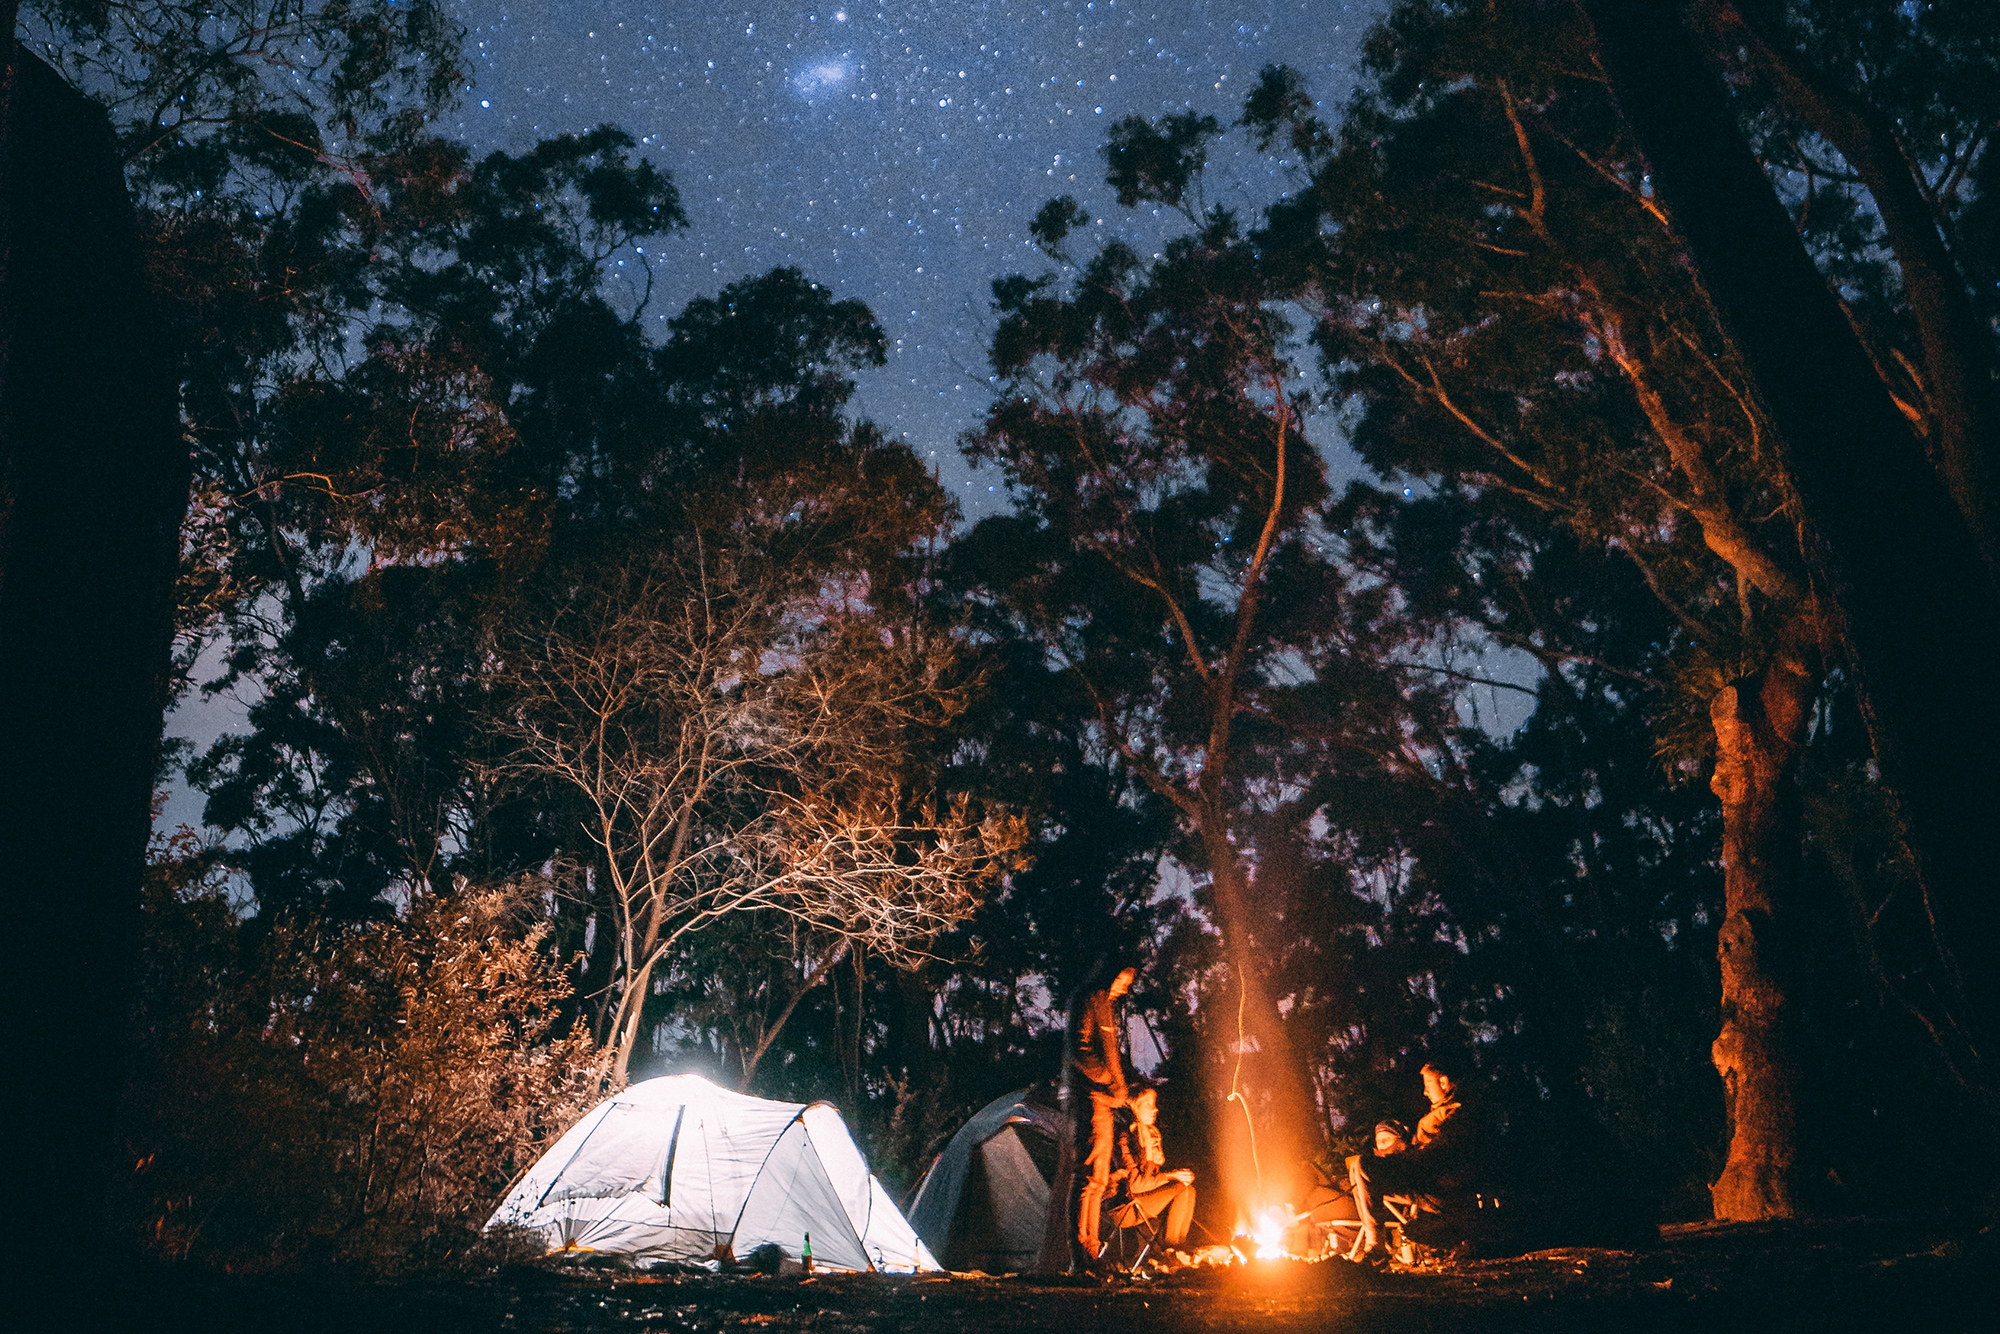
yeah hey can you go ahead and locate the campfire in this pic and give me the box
[1234,1203,1310,1262]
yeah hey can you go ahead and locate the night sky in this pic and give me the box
[163,2,1395,827]
[440,1,1380,519]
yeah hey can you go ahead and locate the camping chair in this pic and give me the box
[1330,1192,1417,1262]
[1099,1195,1163,1274]
[1367,1194,1418,1262]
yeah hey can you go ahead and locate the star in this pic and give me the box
[446,1,1380,522]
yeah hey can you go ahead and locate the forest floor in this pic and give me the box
[96,1218,1989,1334]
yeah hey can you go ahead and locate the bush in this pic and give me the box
[127,843,604,1271]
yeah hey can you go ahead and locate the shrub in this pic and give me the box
[128,845,604,1270]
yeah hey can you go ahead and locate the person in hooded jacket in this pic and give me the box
[1345,1057,1486,1256]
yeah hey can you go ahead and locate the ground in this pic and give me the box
[98,1220,1988,1333]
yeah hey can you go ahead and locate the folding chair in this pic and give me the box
[1337,1192,1417,1262]
[1100,1196,1164,1274]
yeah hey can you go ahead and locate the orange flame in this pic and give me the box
[1239,1204,1295,1260]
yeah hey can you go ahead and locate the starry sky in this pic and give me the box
[440,1,1383,520]
[162,2,1401,830]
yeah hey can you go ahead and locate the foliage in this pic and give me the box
[128,833,601,1269]
[955,82,1505,1203]
[1217,0,1991,1207]
[28,0,465,172]
[1249,5,1812,758]
[491,539,1024,1083]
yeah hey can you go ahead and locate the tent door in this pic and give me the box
[660,1104,686,1206]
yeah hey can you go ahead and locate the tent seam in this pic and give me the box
[533,1099,623,1210]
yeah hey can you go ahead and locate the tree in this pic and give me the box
[2,0,479,1275]
[493,541,1018,1086]
[0,49,185,1271]
[1233,5,1838,1214]
[1578,0,2000,1120]
[1236,0,2000,1214]
[957,155,1468,1211]
[178,124,687,913]
[1698,0,2000,571]
[1279,18,1830,1202]
[27,0,463,175]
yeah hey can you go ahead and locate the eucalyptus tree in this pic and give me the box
[954,138,1468,1207]
[1578,0,2000,1126]
[1244,14,1830,1214]
[1242,0,2000,1214]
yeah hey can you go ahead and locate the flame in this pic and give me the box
[1240,1204,1295,1260]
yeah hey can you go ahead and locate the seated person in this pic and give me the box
[1304,1121,1408,1255]
[1305,1121,1407,1218]
[1345,1058,1483,1256]
[1104,1086,1196,1247]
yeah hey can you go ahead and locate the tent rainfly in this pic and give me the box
[486,1074,937,1272]
[906,1088,1073,1274]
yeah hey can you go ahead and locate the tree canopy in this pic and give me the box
[25,0,1994,1266]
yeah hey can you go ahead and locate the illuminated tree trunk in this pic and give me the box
[609,951,659,1087]
[1583,0,2000,1098]
[1706,639,1818,1219]
[1199,816,1314,1214]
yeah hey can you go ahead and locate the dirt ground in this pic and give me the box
[95,1219,1988,1334]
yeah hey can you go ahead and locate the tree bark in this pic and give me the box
[1708,0,2000,574]
[1199,819,1316,1213]
[0,50,189,1274]
[1706,632,1818,1219]
[1579,0,2000,1098]
[609,949,659,1087]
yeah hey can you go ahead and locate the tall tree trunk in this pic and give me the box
[1710,0,2000,574]
[1200,820,1315,1216]
[1707,633,1818,1219]
[1580,0,2000,1098]
[609,951,659,1086]
[0,50,189,1275]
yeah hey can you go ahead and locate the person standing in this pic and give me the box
[1063,957,1135,1272]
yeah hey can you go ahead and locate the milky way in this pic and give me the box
[443,1,1378,518]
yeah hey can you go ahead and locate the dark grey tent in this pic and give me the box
[907,1088,1074,1273]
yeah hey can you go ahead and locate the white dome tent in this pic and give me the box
[486,1074,938,1272]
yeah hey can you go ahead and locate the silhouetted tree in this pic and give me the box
[0,48,186,1272]
[1579,0,2000,1131]
[956,149,1474,1212]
